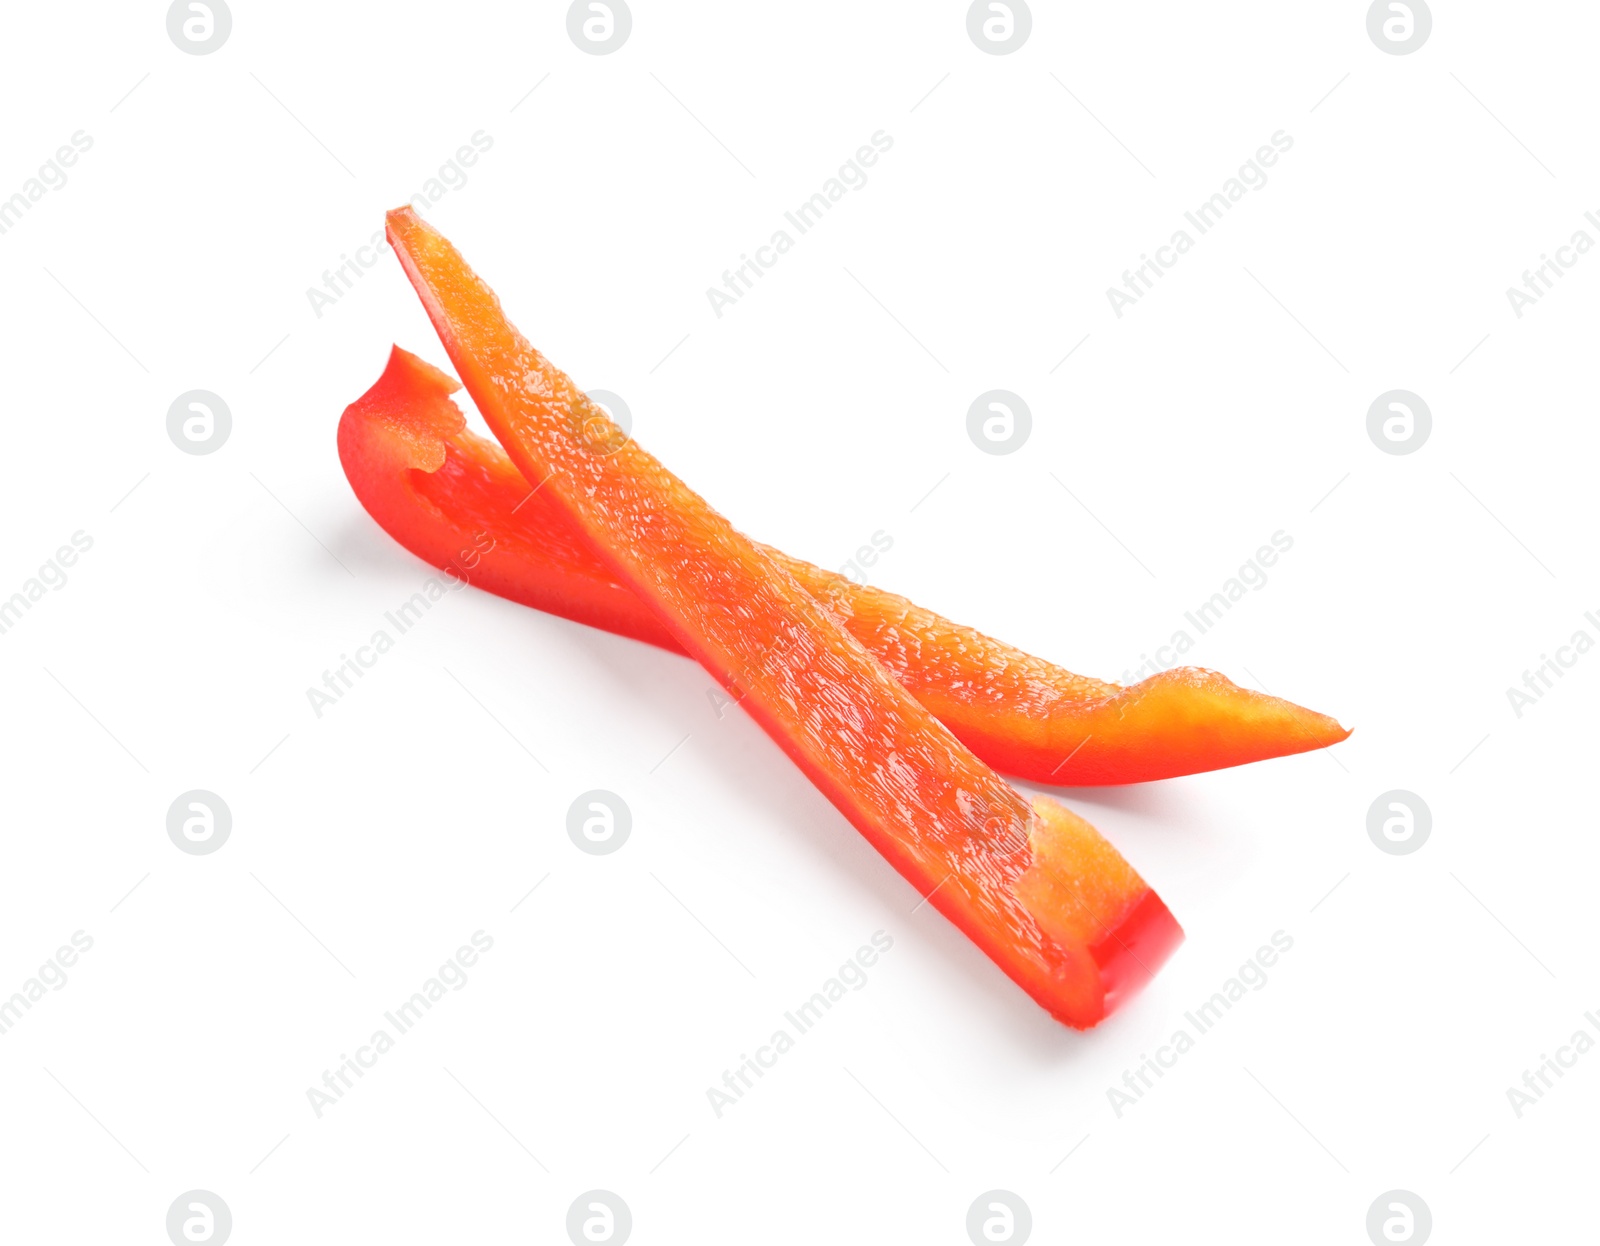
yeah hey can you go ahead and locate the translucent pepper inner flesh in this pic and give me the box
[382,208,1184,1026]
[339,348,1349,787]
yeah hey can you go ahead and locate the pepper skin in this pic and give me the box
[339,349,1349,786]
[382,207,1184,1027]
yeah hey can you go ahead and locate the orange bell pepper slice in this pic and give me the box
[340,348,1348,785]
[383,207,1182,1027]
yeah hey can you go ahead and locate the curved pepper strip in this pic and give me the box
[340,348,1349,786]
[383,207,1182,1027]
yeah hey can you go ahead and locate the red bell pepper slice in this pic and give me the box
[340,348,1349,785]
[384,207,1182,1027]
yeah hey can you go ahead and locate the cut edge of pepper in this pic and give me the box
[1010,796,1185,1027]
[379,209,1184,1028]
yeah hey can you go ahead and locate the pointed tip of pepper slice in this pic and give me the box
[958,665,1350,787]
[337,344,464,475]
[1081,665,1352,781]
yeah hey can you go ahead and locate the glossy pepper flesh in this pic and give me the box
[383,207,1183,1026]
[339,348,1349,786]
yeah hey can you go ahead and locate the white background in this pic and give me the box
[2,1,1596,1242]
